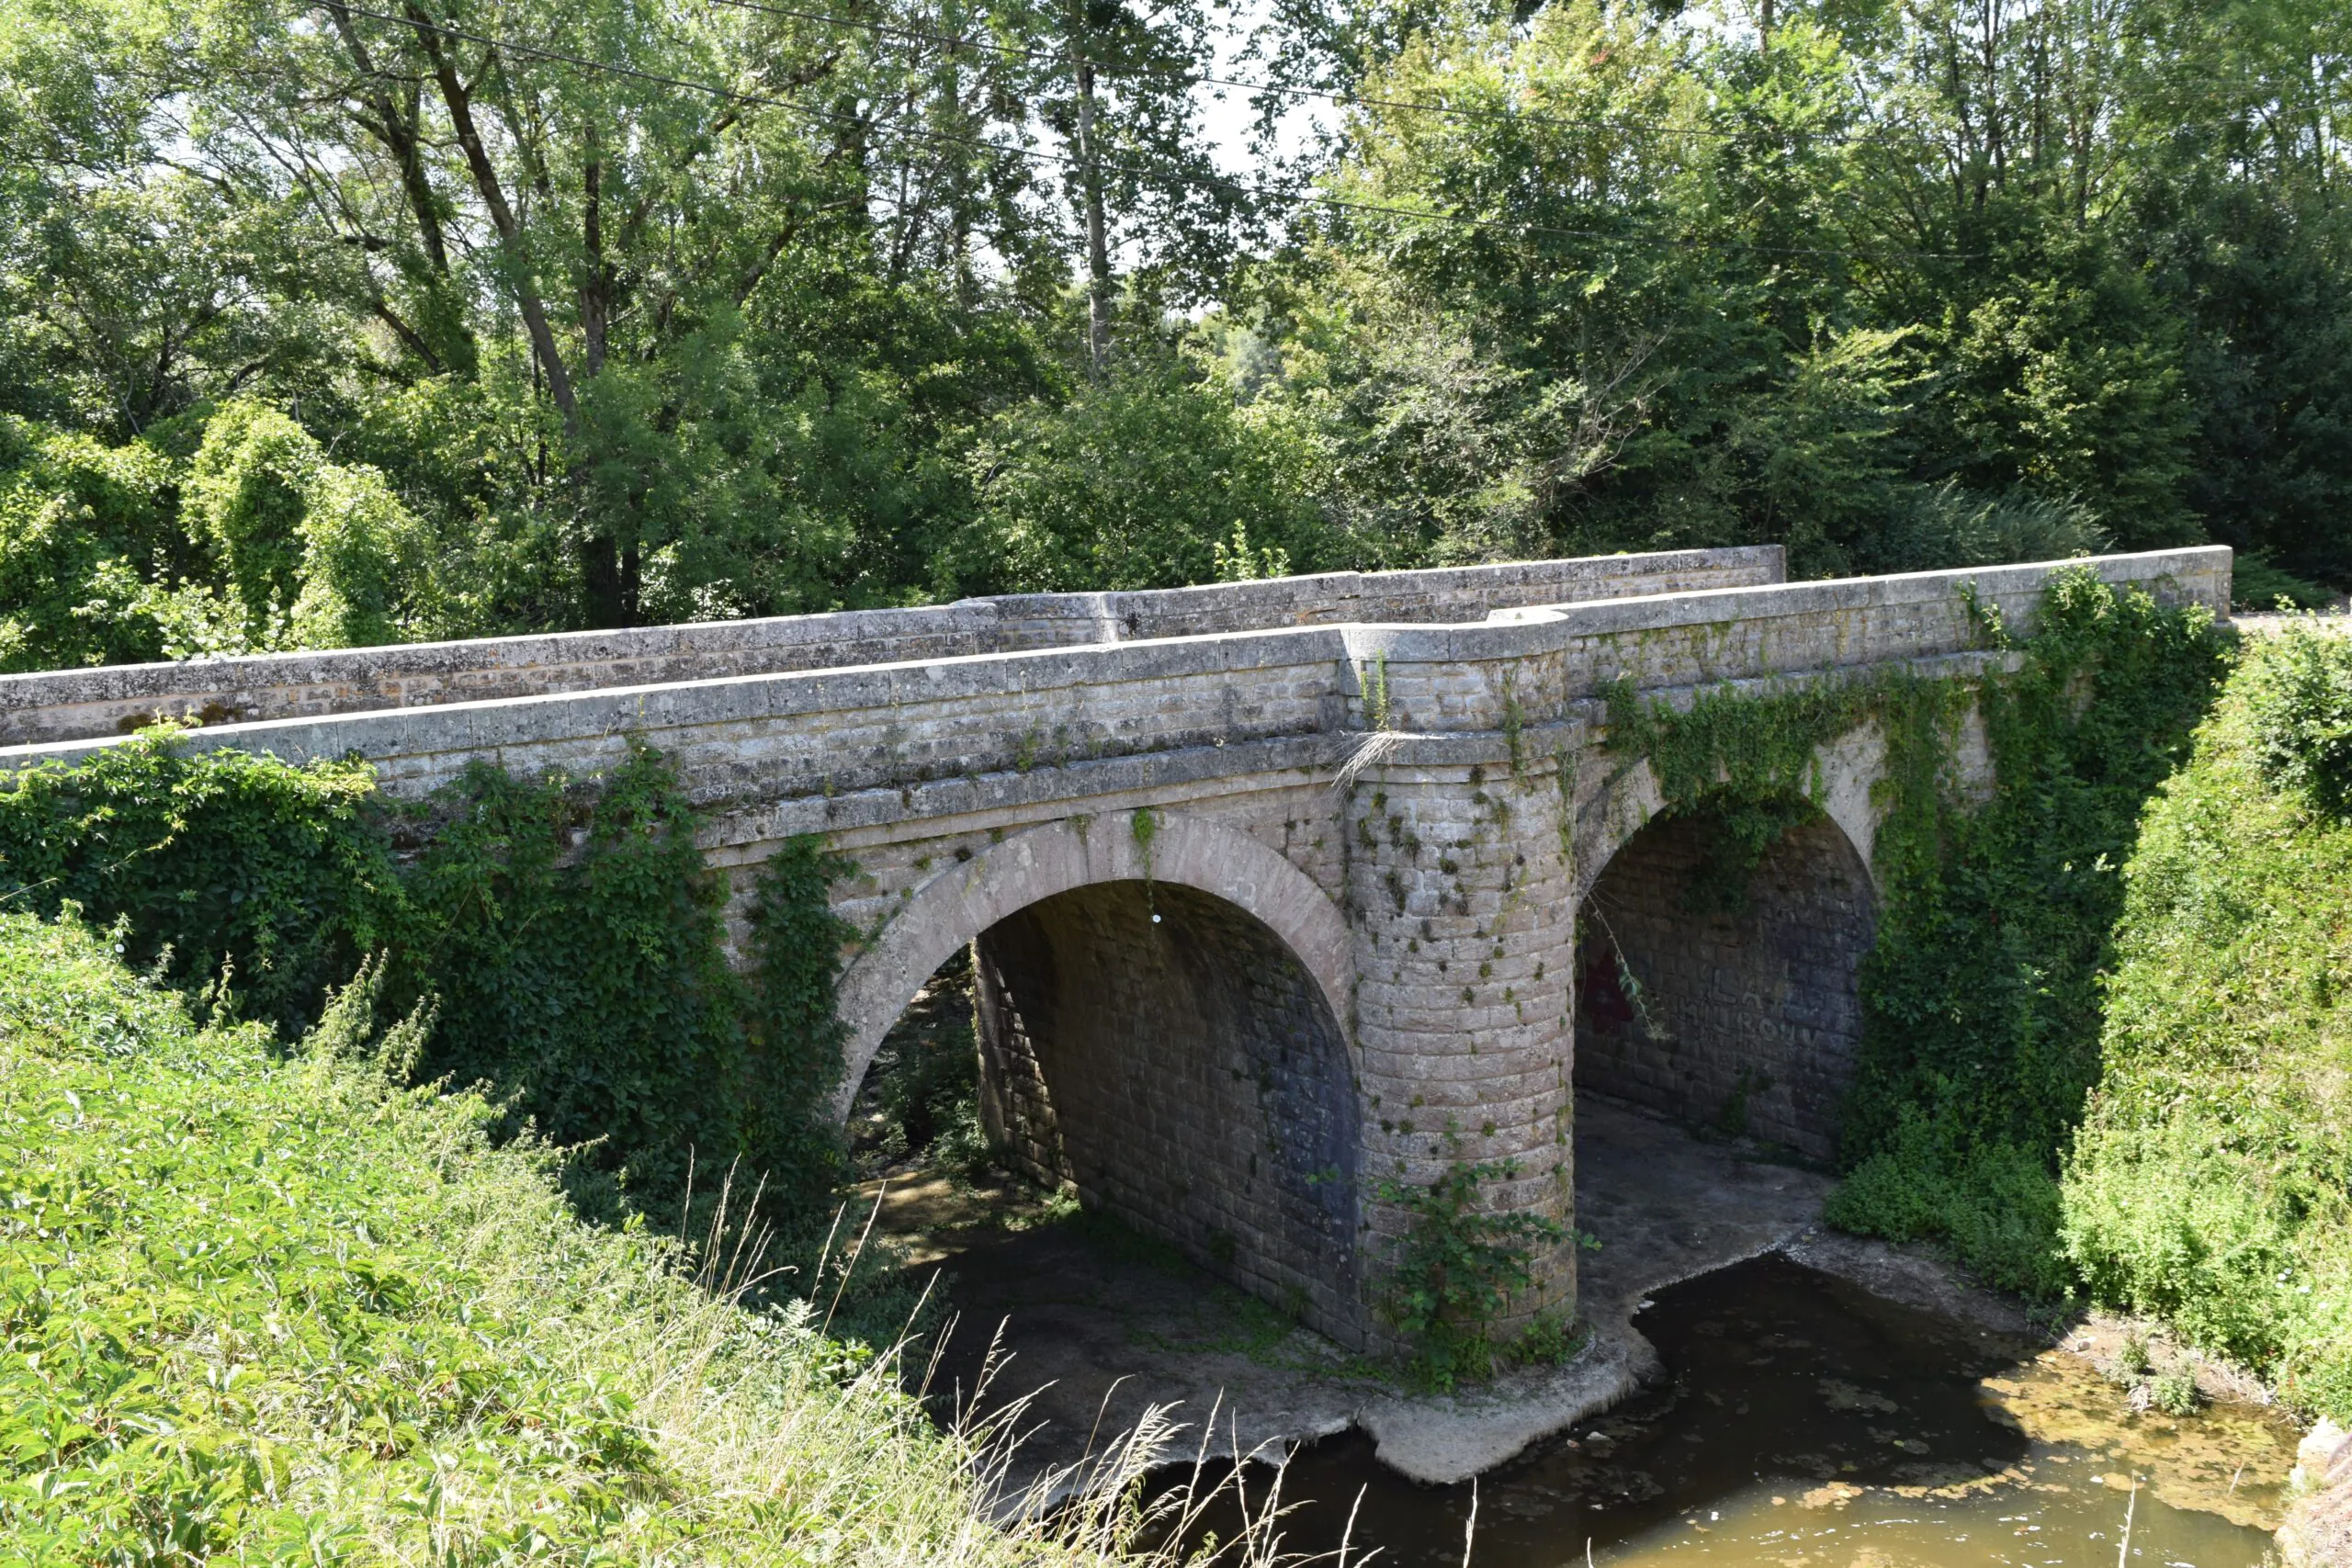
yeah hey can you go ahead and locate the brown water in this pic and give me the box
[1169,1257,2297,1567]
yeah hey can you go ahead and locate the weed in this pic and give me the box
[2152,1371,2201,1416]
[1375,1123,1566,1391]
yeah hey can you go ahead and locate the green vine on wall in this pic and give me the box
[0,733,858,1221]
[1599,570,2231,1296]
[1601,671,1912,913]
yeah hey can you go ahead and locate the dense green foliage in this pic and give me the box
[1828,572,2232,1295]
[1602,572,2231,1297]
[3,0,2348,658]
[850,950,990,1177]
[2063,626,2352,1421]
[0,738,398,1033]
[0,909,1148,1562]
[0,736,852,1212]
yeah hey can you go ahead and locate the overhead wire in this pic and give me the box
[340,1,1988,262]
[705,0,2352,168]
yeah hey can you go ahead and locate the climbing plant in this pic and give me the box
[0,735,401,1035]
[744,834,863,1202]
[1601,673,1895,913]
[0,733,857,1219]
[1601,570,2232,1295]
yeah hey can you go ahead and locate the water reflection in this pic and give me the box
[1170,1256,2290,1567]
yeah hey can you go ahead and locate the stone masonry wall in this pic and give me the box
[0,547,1781,748]
[1350,547,2233,739]
[0,551,2228,831]
[970,881,1363,1344]
[1576,810,1876,1162]
[1346,754,1582,1330]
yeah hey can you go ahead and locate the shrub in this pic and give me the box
[2063,626,2352,1420]
[1825,1111,2074,1299]
[0,734,399,1035]
[2244,617,2352,814]
[0,735,854,1219]
[0,415,185,670]
[948,357,1327,595]
[1831,571,2230,1293]
[2232,550,2335,613]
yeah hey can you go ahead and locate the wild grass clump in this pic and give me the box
[2063,620,2352,1423]
[0,910,1315,1562]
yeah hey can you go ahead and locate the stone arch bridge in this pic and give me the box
[0,544,2230,1347]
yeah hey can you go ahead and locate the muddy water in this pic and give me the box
[1171,1257,2298,1566]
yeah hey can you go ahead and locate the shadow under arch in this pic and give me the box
[1574,792,1878,1164]
[831,816,1364,1343]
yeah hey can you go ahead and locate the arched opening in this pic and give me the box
[972,880,1363,1344]
[847,947,986,1179]
[1575,801,1875,1164]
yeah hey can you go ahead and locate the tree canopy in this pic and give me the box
[2,0,2347,661]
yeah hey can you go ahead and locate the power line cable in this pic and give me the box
[707,0,2352,160]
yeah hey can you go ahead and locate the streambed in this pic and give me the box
[1167,1255,2300,1566]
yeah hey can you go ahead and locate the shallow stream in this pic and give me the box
[1171,1256,2299,1567]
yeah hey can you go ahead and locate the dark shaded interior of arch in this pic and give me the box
[1575,806,1877,1165]
[973,880,1363,1345]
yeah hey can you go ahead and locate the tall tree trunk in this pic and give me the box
[582,140,609,377]
[405,6,578,428]
[1071,31,1112,379]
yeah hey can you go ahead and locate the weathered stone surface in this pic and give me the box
[976,881,1362,1344]
[0,547,1783,747]
[1577,811,1876,1162]
[2283,1418,2352,1567]
[0,544,2234,1341]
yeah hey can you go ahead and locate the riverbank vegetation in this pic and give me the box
[2063,622,2352,1423]
[0,908,1288,1560]
[5,0,2352,659]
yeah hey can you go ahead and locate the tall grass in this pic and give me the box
[0,911,1347,1564]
